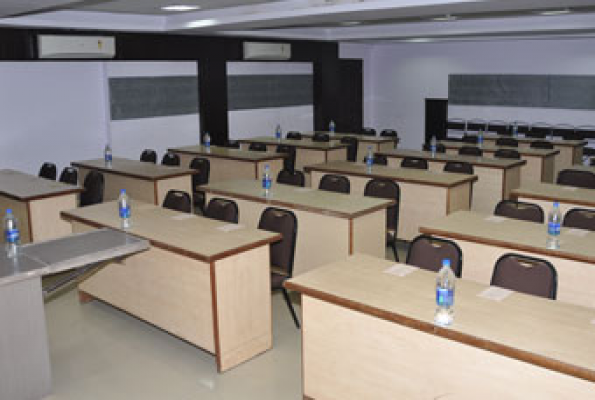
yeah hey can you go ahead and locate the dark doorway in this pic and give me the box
[425,98,448,143]
[336,59,363,133]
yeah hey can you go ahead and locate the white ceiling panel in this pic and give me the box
[0,0,86,18]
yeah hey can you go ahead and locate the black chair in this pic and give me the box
[363,154,388,166]
[162,190,192,213]
[38,162,57,180]
[509,121,530,136]
[204,198,239,223]
[140,149,157,163]
[161,152,180,166]
[340,136,358,162]
[494,200,544,223]
[491,254,557,300]
[486,120,509,135]
[286,131,302,140]
[258,207,299,328]
[467,119,487,133]
[318,174,350,194]
[364,179,400,261]
[224,140,240,149]
[361,127,376,136]
[276,169,305,187]
[458,146,483,157]
[80,170,104,207]
[59,167,78,185]
[528,123,552,138]
[406,235,463,278]
[563,208,595,232]
[422,142,446,153]
[444,161,474,175]
[189,157,210,212]
[249,142,267,152]
[556,169,595,190]
[401,157,428,170]
[530,140,554,150]
[525,131,547,139]
[276,144,296,172]
[312,132,330,142]
[494,149,521,160]
[552,124,575,139]
[496,137,519,147]
[461,135,478,144]
[380,129,398,138]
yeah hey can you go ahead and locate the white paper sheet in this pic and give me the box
[478,286,513,302]
[171,213,196,221]
[217,224,244,233]
[485,216,506,223]
[383,264,419,277]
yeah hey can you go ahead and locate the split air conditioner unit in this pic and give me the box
[37,35,116,59]
[243,42,291,61]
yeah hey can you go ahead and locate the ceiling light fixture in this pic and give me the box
[406,38,432,43]
[539,8,571,16]
[431,14,457,22]
[340,21,361,26]
[161,5,201,12]
[186,19,217,29]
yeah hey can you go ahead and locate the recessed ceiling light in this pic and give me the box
[186,19,217,29]
[538,8,571,16]
[161,5,201,12]
[340,21,361,26]
[406,38,432,43]
[431,14,457,22]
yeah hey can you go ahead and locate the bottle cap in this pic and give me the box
[442,259,451,267]
[6,209,12,214]
[554,201,559,207]
[120,189,126,194]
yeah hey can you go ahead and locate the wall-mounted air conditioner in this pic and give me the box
[243,42,291,61]
[38,35,116,59]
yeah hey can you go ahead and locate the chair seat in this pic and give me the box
[271,271,288,290]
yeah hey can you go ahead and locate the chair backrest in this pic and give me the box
[80,170,104,207]
[461,135,478,144]
[556,169,595,189]
[494,200,544,223]
[444,161,474,175]
[312,132,330,142]
[495,137,519,147]
[276,144,296,171]
[59,167,78,185]
[491,253,557,299]
[486,120,509,135]
[162,190,192,213]
[276,169,305,187]
[401,157,428,170]
[161,152,181,166]
[422,143,446,153]
[467,119,487,132]
[380,129,398,137]
[38,162,57,180]
[363,154,388,166]
[204,198,239,223]
[406,235,463,278]
[529,123,553,138]
[286,131,302,140]
[340,136,358,162]
[318,174,350,194]
[258,207,298,277]
[525,131,546,139]
[458,146,483,157]
[140,149,157,163]
[189,157,210,188]
[530,140,554,150]
[494,148,521,160]
[249,142,267,152]
[361,127,376,136]
[364,179,400,231]
[224,140,240,149]
[552,124,575,138]
[562,208,595,232]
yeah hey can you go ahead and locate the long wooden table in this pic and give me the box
[303,131,399,155]
[202,179,392,276]
[0,169,82,243]
[237,137,347,170]
[512,182,595,217]
[440,140,559,184]
[169,145,285,182]
[286,254,595,399]
[72,158,194,205]
[378,149,524,213]
[304,161,476,241]
[420,210,595,309]
[61,201,281,372]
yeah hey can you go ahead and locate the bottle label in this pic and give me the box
[262,178,271,190]
[105,153,112,162]
[548,222,560,236]
[5,228,19,244]
[436,288,454,307]
[119,205,131,219]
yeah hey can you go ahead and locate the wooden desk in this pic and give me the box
[441,141,559,184]
[237,137,347,170]
[304,161,476,241]
[0,169,82,243]
[420,210,595,309]
[202,179,392,275]
[169,145,285,182]
[72,158,193,205]
[61,201,280,372]
[512,182,595,217]
[286,254,595,399]
[378,149,524,213]
[303,131,399,155]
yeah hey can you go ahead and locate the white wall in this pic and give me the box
[339,42,373,128]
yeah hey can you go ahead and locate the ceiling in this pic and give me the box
[2,0,595,43]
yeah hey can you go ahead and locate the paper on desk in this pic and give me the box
[591,318,595,326]
[136,203,155,211]
[171,213,196,221]
[384,264,418,277]
[565,228,589,237]
[294,187,314,193]
[485,216,506,223]
[478,287,513,302]
[217,224,245,233]
[562,186,578,191]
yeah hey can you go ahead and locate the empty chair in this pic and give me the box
[524,130,546,139]
[162,190,192,213]
[401,157,428,170]
[80,170,104,207]
[563,208,595,232]
[140,149,157,163]
[318,174,350,194]
[491,253,557,299]
[189,157,210,212]
[406,235,463,278]
[249,142,267,152]
[204,198,239,223]
[277,169,305,187]
[461,135,478,144]
[458,146,483,157]
[509,121,530,135]
[380,129,398,137]
[552,124,575,139]
[312,132,330,142]
[59,167,78,185]
[258,207,299,328]
[361,127,376,136]
[486,120,509,135]
[495,137,519,147]
[467,118,487,133]
[276,144,296,172]
[363,154,388,166]
[422,142,446,153]
[286,131,302,140]
[444,161,474,175]
[529,123,552,138]
[556,169,595,189]
[364,179,400,261]
[224,140,240,149]
[494,148,521,160]
[340,136,358,162]
[38,162,57,180]
[161,152,180,166]
[530,140,554,150]
[494,200,544,223]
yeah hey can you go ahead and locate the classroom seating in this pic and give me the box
[204,197,239,223]
[486,120,509,135]
[461,135,479,144]
[249,142,267,152]
[562,208,595,232]
[286,131,302,140]
[340,136,358,162]
[361,127,376,136]
[58,166,78,185]
[458,146,483,157]
[224,140,241,149]
[491,253,557,300]
[494,148,521,160]
[364,179,400,261]
[422,143,446,153]
[312,132,330,142]
[276,169,305,187]
[380,129,398,138]
[530,140,554,149]
[80,170,104,207]
[276,144,296,172]
[556,169,595,189]
[189,157,210,212]
[162,190,192,213]
[443,161,474,175]
[161,152,181,166]
[495,137,519,147]
[363,154,388,166]
[400,157,428,170]
[406,234,463,278]
[494,200,544,223]
[318,174,350,194]
[140,149,157,163]
[38,162,57,180]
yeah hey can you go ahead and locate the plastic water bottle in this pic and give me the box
[329,120,336,134]
[262,164,272,197]
[204,132,211,150]
[478,130,484,148]
[118,189,132,229]
[546,202,562,250]
[366,146,373,172]
[512,123,518,138]
[430,136,437,157]
[104,143,113,167]
[435,259,455,327]
[275,124,282,142]
[4,209,20,258]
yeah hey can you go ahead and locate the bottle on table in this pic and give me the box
[366,146,373,172]
[262,164,272,198]
[546,202,562,250]
[434,259,455,327]
[104,143,113,167]
[204,132,211,150]
[4,209,20,258]
[329,120,336,135]
[478,129,484,148]
[275,124,282,142]
[512,123,519,138]
[430,136,437,157]
[118,189,132,229]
